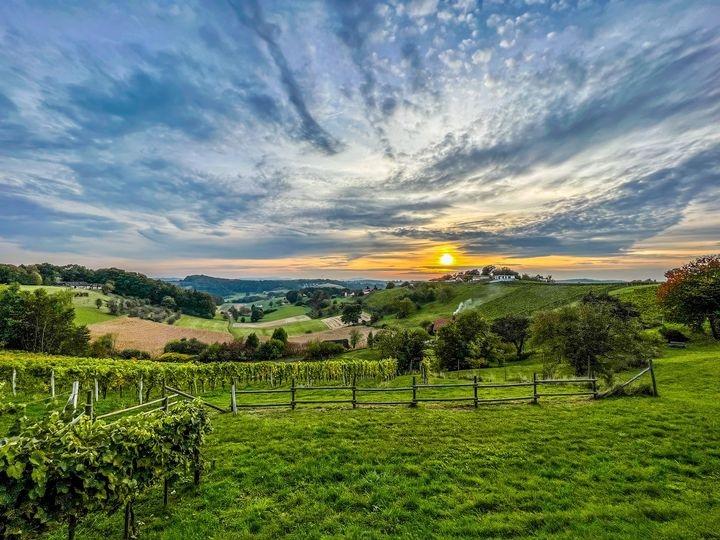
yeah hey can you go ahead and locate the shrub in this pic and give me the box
[89,333,116,358]
[256,339,286,360]
[658,326,690,343]
[271,327,288,343]
[156,352,195,362]
[197,340,250,362]
[305,341,345,360]
[116,348,152,360]
[164,337,209,355]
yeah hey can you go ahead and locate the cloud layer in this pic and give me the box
[0,0,719,278]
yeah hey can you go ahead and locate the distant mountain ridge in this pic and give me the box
[177,274,387,297]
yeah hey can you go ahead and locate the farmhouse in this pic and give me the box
[57,281,103,290]
[492,274,516,282]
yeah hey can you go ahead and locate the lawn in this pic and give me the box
[30,343,720,539]
[6,284,118,326]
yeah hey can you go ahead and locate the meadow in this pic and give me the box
[11,343,715,539]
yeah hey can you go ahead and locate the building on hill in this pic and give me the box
[491,273,516,282]
[57,281,103,290]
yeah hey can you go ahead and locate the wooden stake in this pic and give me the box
[138,377,143,405]
[290,378,296,410]
[84,390,93,419]
[12,367,16,396]
[532,373,538,405]
[352,374,357,409]
[94,378,99,402]
[50,369,55,398]
[411,376,417,407]
[473,375,478,408]
[231,383,237,414]
[648,359,658,397]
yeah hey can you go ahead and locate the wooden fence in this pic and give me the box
[230,360,658,410]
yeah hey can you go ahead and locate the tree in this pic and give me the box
[375,328,429,372]
[349,328,362,349]
[435,310,499,371]
[101,281,115,295]
[491,315,531,360]
[89,333,116,358]
[286,290,300,303]
[271,327,288,343]
[256,339,286,360]
[437,286,453,303]
[658,255,720,339]
[341,303,362,325]
[161,296,177,309]
[385,281,395,289]
[0,284,89,355]
[366,331,374,348]
[250,305,264,323]
[531,303,656,376]
[481,265,496,276]
[393,298,416,319]
[245,332,260,350]
[95,298,103,309]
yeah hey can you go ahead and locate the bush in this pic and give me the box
[89,333,116,358]
[156,352,195,362]
[271,327,288,343]
[198,340,250,362]
[305,341,345,360]
[116,348,152,360]
[658,326,690,343]
[256,339,286,360]
[164,337,209,355]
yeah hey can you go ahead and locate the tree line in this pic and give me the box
[0,263,216,318]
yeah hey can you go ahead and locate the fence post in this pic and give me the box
[84,390,93,420]
[94,378,99,402]
[648,359,658,397]
[291,378,296,410]
[12,367,16,396]
[231,380,238,414]
[50,369,55,398]
[591,373,598,399]
[532,373,538,405]
[411,376,417,407]
[163,395,170,507]
[473,375,478,408]
[72,381,79,411]
[123,500,134,539]
[352,374,357,409]
[138,377,144,405]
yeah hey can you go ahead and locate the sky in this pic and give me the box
[0,0,719,280]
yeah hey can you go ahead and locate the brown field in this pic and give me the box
[287,325,373,347]
[88,317,233,354]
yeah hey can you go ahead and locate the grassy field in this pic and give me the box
[176,314,232,334]
[12,342,712,539]
[229,319,327,339]
[611,284,664,326]
[6,284,119,326]
[259,304,310,322]
[370,282,624,329]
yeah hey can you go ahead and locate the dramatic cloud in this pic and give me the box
[0,0,718,278]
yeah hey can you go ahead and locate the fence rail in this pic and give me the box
[232,374,601,410]
[230,362,658,410]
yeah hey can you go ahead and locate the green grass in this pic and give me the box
[3,285,119,326]
[611,284,664,326]
[371,282,624,329]
[259,304,310,322]
[2,343,712,538]
[176,314,231,334]
[229,319,327,339]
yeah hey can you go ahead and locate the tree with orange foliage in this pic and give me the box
[657,255,720,340]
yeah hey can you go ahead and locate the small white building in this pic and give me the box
[492,273,516,282]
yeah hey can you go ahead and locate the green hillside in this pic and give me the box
[369,281,626,328]
[610,284,664,326]
[1,284,117,326]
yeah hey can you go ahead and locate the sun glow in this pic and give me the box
[439,253,455,266]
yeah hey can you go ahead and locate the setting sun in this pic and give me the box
[439,253,455,266]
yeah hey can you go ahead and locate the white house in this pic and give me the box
[492,273,516,282]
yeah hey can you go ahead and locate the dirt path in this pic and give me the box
[89,317,233,354]
[231,314,311,329]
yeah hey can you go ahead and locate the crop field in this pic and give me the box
[259,304,310,322]
[87,317,234,354]
[4,343,713,539]
[611,284,664,326]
